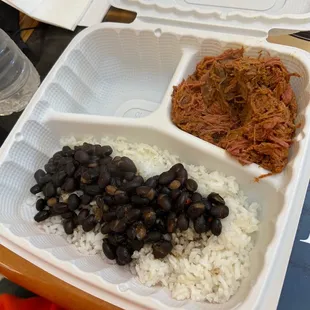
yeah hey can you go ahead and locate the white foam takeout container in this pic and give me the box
[1,0,310,309]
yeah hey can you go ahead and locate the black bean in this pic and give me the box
[114,191,129,205]
[68,194,80,211]
[34,210,50,222]
[53,150,63,159]
[74,150,90,164]
[59,157,73,166]
[145,231,161,243]
[171,189,181,201]
[126,226,136,240]
[211,219,222,236]
[101,223,111,234]
[116,156,137,173]
[30,184,42,195]
[177,213,189,231]
[62,146,74,157]
[176,168,188,185]
[77,209,89,225]
[185,179,198,192]
[136,186,156,200]
[102,145,113,156]
[160,187,171,195]
[112,177,123,188]
[34,169,46,184]
[102,211,117,223]
[81,194,92,205]
[108,233,126,246]
[142,208,156,228]
[168,180,181,190]
[157,194,171,211]
[95,196,106,210]
[65,162,76,177]
[134,222,147,240]
[98,171,111,188]
[61,211,75,219]
[81,169,99,184]
[116,246,132,265]
[105,185,118,196]
[82,143,95,155]
[42,182,55,198]
[156,208,166,218]
[111,155,120,162]
[129,239,144,251]
[38,173,52,185]
[169,163,184,173]
[155,218,166,233]
[159,170,175,185]
[51,171,67,187]
[167,212,177,233]
[82,215,96,232]
[123,172,135,181]
[53,203,69,214]
[116,204,132,219]
[125,209,141,224]
[44,163,57,174]
[72,213,79,226]
[187,202,205,219]
[131,195,149,206]
[102,240,116,260]
[36,198,46,211]
[99,165,108,175]
[88,156,99,168]
[47,197,58,207]
[152,241,173,259]
[207,192,225,206]
[84,184,101,196]
[62,178,76,192]
[121,176,144,192]
[73,166,83,180]
[194,215,209,234]
[93,145,102,157]
[100,156,113,166]
[63,219,75,235]
[107,163,122,178]
[144,176,159,188]
[175,191,189,212]
[210,205,229,219]
[103,194,114,206]
[110,219,127,233]
[191,193,202,203]
[202,198,212,213]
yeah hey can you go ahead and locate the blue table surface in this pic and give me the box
[278,184,310,310]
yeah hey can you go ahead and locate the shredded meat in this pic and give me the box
[171,48,300,175]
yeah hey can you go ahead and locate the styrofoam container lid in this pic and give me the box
[111,0,310,36]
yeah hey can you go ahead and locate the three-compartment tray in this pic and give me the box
[1,1,310,309]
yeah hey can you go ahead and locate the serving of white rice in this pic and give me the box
[31,136,260,304]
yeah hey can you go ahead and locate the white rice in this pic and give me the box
[32,136,260,304]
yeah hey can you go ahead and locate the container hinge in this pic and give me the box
[135,15,269,39]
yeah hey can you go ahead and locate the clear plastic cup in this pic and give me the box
[0,29,40,116]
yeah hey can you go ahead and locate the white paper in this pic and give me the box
[2,0,110,30]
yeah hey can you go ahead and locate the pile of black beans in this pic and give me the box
[30,142,229,266]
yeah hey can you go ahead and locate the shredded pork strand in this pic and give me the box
[171,48,300,175]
